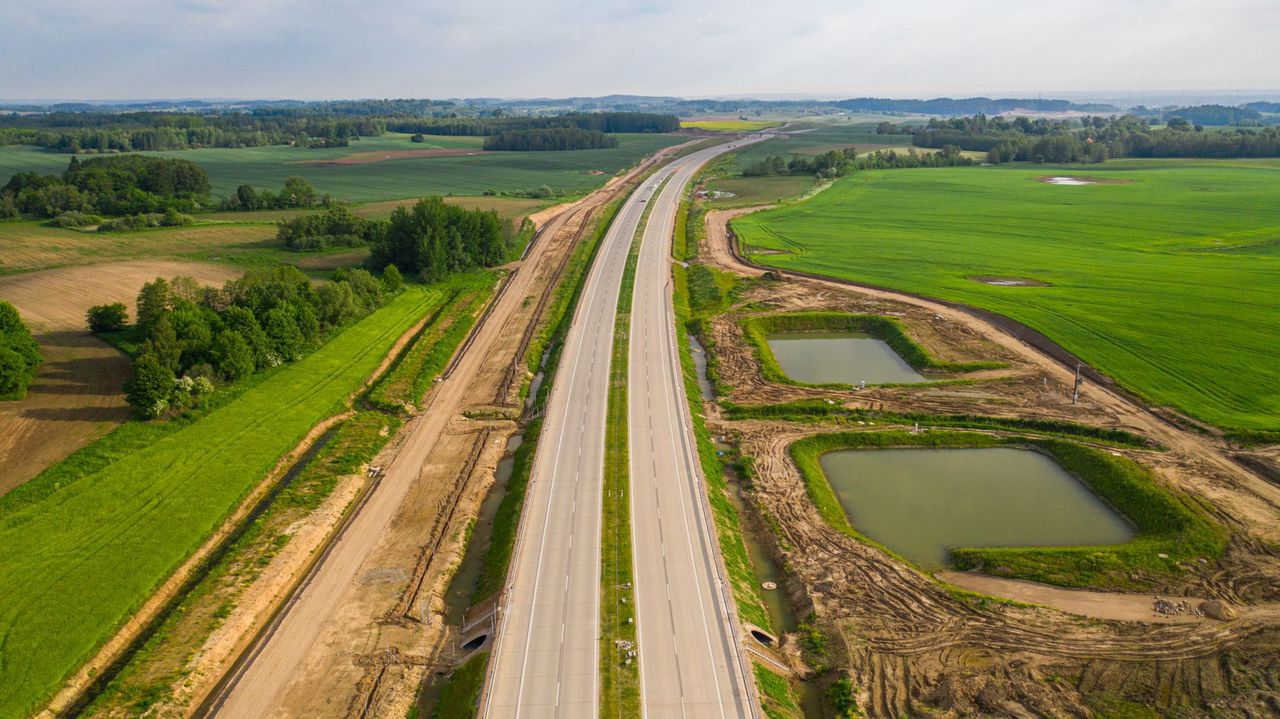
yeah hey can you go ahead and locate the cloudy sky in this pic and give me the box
[2,0,1277,101]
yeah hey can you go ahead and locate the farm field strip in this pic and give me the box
[0,283,447,719]
[0,134,685,202]
[733,161,1280,430]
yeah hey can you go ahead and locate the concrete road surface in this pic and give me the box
[483,139,759,718]
[628,143,760,719]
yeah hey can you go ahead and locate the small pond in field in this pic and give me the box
[820,447,1134,567]
[766,331,925,385]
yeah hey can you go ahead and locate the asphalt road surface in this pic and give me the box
[628,143,758,719]
[483,139,759,718]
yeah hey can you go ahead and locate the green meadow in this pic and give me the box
[0,282,453,718]
[733,159,1280,431]
[0,132,683,202]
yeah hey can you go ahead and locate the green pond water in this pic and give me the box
[766,331,925,385]
[821,447,1134,567]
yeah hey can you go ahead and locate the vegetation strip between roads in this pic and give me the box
[599,176,662,718]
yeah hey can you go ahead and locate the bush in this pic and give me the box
[97,211,194,232]
[125,352,174,418]
[382,264,404,293]
[86,303,129,333]
[49,211,103,228]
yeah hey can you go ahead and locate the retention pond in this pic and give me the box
[821,447,1134,567]
[767,331,925,385]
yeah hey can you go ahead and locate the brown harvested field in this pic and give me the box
[0,260,242,494]
[296,147,489,166]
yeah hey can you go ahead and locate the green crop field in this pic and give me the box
[0,282,454,718]
[0,132,683,203]
[733,160,1280,431]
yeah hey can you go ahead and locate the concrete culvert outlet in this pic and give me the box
[750,629,776,646]
[462,634,488,652]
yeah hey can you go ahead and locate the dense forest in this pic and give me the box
[0,302,42,401]
[116,266,400,418]
[482,127,618,151]
[0,155,211,219]
[896,114,1280,163]
[0,112,385,152]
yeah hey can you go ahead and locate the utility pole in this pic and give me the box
[1072,362,1084,405]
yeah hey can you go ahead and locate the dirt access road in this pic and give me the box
[204,144,696,719]
[0,260,240,494]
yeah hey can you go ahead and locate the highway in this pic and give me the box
[628,143,758,718]
[483,139,759,718]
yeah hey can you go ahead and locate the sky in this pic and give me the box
[2,0,1278,101]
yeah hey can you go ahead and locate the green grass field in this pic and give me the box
[0,133,683,203]
[0,283,451,718]
[681,120,782,132]
[733,160,1280,431]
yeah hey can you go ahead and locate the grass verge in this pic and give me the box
[369,270,497,413]
[754,663,803,719]
[431,651,489,719]
[790,430,1228,589]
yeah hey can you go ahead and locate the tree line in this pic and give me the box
[0,302,41,400]
[482,128,618,151]
[0,112,385,153]
[386,111,679,136]
[1,155,210,220]
[742,145,973,178]
[100,265,403,418]
[902,114,1280,163]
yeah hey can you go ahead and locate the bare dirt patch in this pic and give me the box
[297,148,490,167]
[0,260,241,493]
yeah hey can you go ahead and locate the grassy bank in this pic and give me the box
[741,311,1004,389]
[0,283,448,719]
[369,270,497,413]
[790,430,1227,589]
[721,399,1153,448]
[733,161,1280,431]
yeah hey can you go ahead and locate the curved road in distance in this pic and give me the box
[482,137,761,719]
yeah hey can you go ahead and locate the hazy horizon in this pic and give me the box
[3,0,1277,102]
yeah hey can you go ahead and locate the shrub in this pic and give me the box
[125,352,174,418]
[87,302,129,333]
[49,211,103,228]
